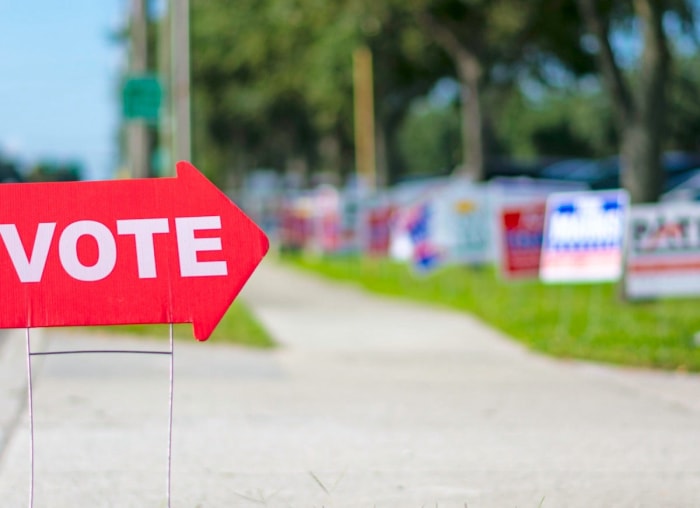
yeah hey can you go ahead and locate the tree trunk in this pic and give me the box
[456,50,485,180]
[621,0,669,203]
[374,120,389,188]
[577,0,669,203]
[418,13,486,181]
[620,123,664,203]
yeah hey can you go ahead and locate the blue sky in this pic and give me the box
[0,1,125,180]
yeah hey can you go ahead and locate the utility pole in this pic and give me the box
[171,0,191,164]
[352,46,376,192]
[127,0,150,178]
[158,0,172,176]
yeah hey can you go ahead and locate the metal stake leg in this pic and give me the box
[167,323,174,508]
[23,328,175,507]
[25,328,35,508]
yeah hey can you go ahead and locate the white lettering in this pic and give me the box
[175,216,227,277]
[117,218,170,278]
[59,221,117,281]
[550,210,622,247]
[0,223,56,282]
[1,216,228,282]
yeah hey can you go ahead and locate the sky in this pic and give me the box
[0,1,126,181]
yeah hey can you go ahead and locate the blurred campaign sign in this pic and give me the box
[311,185,342,255]
[625,202,700,299]
[337,194,362,255]
[0,161,269,340]
[359,196,395,257]
[540,190,628,283]
[389,179,448,273]
[279,191,315,252]
[489,178,588,265]
[406,202,442,272]
[390,199,443,273]
[432,182,493,265]
[499,201,546,279]
[391,181,493,272]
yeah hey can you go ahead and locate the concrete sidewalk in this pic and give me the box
[0,258,699,507]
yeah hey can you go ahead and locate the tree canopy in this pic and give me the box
[184,0,700,199]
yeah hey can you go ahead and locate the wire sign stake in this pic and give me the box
[24,325,176,508]
[24,328,35,508]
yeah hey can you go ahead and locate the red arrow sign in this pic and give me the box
[0,161,269,340]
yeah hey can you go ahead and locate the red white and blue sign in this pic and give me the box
[500,201,546,279]
[390,200,443,273]
[405,203,442,272]
[540,190,628,283]
[361,198,395,257]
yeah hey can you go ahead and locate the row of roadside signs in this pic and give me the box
[501,187,700,300]
[271,179,700,300]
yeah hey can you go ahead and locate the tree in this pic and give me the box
[190,0,323,186]
[488,83,617,159]
[189,0,453,187]
[192,0,698,194]
[27,161,82,182]
[575,0,696,203]
[357,3,455,183]
[665,53,700,151]
[393,0,595,181]
[409,0,525,180]
[397,98,462,175]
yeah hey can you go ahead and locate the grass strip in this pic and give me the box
[82,299,275,348]
[285,254,700,372]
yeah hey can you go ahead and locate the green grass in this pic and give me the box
[285,254,700,372]
[83,299,275,348]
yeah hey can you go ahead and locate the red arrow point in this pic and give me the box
[259,230,271,256]
[173,160,270,341]
[193,317,218,342]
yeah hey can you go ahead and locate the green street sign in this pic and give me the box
[122,75,163,122]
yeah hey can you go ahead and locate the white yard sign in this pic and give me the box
[540,190,628,283]
[626,202,700,299]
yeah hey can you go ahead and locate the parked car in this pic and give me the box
[537,157,618,189]
[484,157,556,180]
[659,152,700,191]
[661,169,700,202]
[537,152,700,192]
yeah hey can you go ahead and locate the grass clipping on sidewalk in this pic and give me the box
[87,299,275,348]
[287,254,700,372]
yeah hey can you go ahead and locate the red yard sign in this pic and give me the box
[500,202,546,279]
[0,161,268,340]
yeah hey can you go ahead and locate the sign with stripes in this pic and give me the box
[626,202,700,299]
[540,190,628,283]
